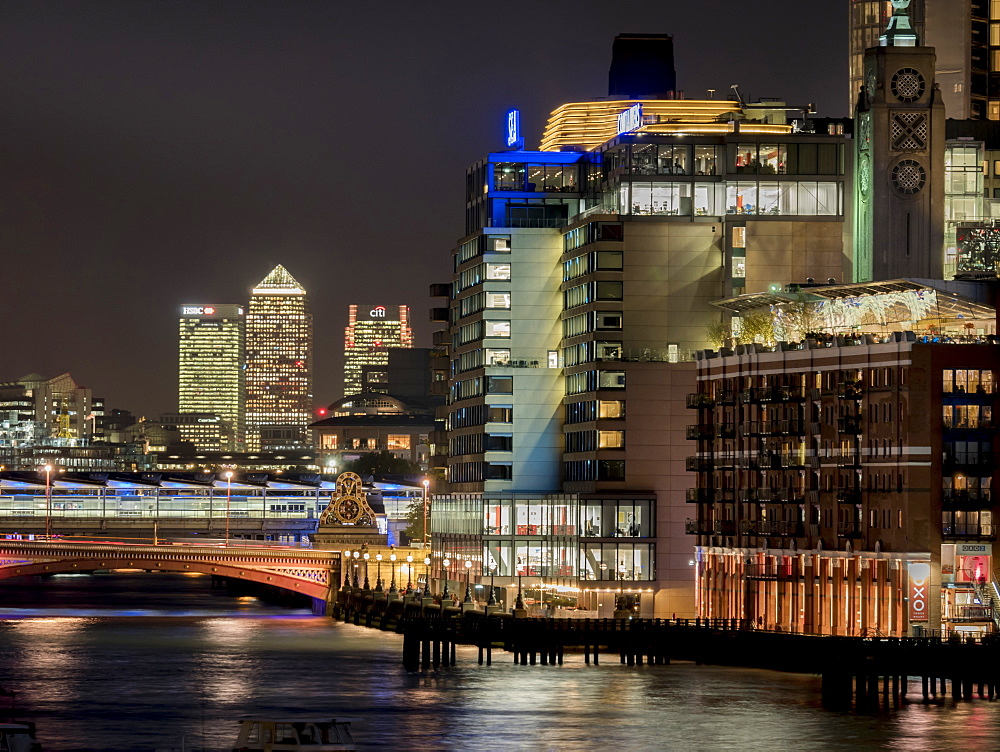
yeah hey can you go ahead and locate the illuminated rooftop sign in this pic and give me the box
[180,305,243,317]
[506,109,523,149]
[616,103,643,135]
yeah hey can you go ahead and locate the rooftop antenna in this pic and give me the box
[707,89,715,99]
[730,84,746,107]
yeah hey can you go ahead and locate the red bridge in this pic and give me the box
[0,540,343,603]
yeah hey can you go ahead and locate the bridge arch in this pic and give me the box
[0,542,340,602]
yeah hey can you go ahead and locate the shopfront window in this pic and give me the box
[578,542,654,581]
[759,144,788,174]
[483,539,512,574]
[631,144,657,175]
[658,144,691,175]
[630,182,694,215]
[580,498,652,537]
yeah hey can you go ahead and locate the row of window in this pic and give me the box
[565,400,626,424]
[566,370,626,395]
[564,341,624,367]
[563,221,625,252]
[564,459,626,481]
[617,181,843,217]
[455,262,511,295]
[565,430,625,452]
[449,404,513,429]
[563,311,623,338]
[564,281,624,310]
[450,375,514,403]
[563,250,624,281]
[450,461,514,483]
[449,433,513,456]
[455,234,511,267]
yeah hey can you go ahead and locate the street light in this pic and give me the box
[352,550,360,588]
[421,478,430,548]
[224,471,234,546]
[515,557,525,611]
[442,557,451,598]
[405,554,414,593]
[363,551,371,590]
[464,559,473,604]
[42,465,53,539]
[422,556,430,595]
[488,564,497,606]
[343,551,353,588]
[618,561,627,611]
[389,551,398,594]
[375,553,383,593]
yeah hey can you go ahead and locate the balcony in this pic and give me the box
[429,282,451,298]
[740,488,805,504]
[744,562,802,581]
[717,390,738,406]
[952,605,995,622]
[838,415,864,434]
[943,453,994,473]
[685,518,736,535]
[836,488,862,505]
[739,520,804,537]
[741,387,804,404]
[837,382,863,400]
[685,457,714,472]
[718,422,737,439]
[943,523,997,540]
[943,490,992,506]
[429,307,449,323]
[686,393,715,409]
[837,522,862,538]
[686,424,715,441]
[836,452,862,468]
[742,420,805,437]
[686,488,715,503]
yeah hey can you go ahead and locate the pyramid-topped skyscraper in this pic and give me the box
[244,265,313,450]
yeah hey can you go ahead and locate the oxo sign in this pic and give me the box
[908,561,931,622]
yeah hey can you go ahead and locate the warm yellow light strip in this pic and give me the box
[538,99,789,151]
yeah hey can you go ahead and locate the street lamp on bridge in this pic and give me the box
[389,551,397,594]
[464,559,473,604]
[422,556,430,595]
[352,550,360,588]
[224,471,234,546]
[442,557,451,599]
[374,552,383,593]
[405,554,413,593]
[362,550,371,590]
[421,478,430,548]
[42,465,53,539]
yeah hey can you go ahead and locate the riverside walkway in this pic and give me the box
[334,586,1000,709]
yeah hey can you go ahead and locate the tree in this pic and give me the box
[706,320,732,348]
[403,496,431,545]
[342,450,419,477]
[735,311,776,346]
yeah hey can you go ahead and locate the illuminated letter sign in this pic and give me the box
[616,103,643,135]
[908,561,931,622]
[506,109,522,149]
[182,306,204,315]
[370,306,387,318]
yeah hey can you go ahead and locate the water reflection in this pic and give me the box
[0,573,998,750]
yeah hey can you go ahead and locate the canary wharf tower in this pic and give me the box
[245,265,313,450]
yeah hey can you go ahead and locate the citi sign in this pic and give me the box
[182,306,215,316]
[908,561,931,622]
[369,306,387,318]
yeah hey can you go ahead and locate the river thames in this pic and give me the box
[1,572,998,751]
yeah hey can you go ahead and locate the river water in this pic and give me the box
[0,572,998,751]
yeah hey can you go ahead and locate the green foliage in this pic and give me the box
[735,311,776,346]
[403,496,430,545]
[343,450,420,477]
[706,320,731,348]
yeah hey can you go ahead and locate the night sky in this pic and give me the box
[0,0,845,417]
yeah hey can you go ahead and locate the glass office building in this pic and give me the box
[178,304,244,450]
[245,265,313,450]
[342,304,414,397]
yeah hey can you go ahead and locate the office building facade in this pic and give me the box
[245,265,313,450]
[178,304,244,449]
[343,304,413,397]
[430,34,853,618]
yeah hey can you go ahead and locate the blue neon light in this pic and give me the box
[617,103,643,135]
[506,108,523,149]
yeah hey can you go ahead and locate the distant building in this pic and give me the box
[159,412,235,452]
[0,373,100,447]
[310,392,435,470]
[245,265,313,450]
[359,348,438,399]
[343,304,413,397]
[178,304,245,449]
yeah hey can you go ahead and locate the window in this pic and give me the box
[596,342,623,361]
[486,434,513,451]
[485,321,511,337]
[387,435,411,450]
[596,312,622,330]
[595,281,623,300]
[486,292,510,308]
[599,371,626,389]
[599,430,625,448]
[598,460,626,480]
[494,163,525,191]
[595,251,623,270]
[487,376,513,393]
[732,226,746,249]
[488,405,513,423]
[486,263,510,280]
[485,349,510,366]
[598,400,625,418]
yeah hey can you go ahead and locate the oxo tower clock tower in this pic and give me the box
[853,0,944,283]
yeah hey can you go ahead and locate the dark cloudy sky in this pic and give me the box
[0,0,845,416]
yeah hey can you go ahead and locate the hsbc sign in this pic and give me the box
[182,306,216,316]
[908,561,931,622]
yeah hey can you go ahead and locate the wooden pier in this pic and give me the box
[332,586,1000,708]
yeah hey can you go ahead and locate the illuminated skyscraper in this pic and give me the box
[343,305,413,397]
[245,265,313,450]
[178,304,245,449]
